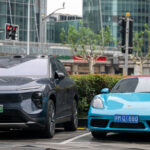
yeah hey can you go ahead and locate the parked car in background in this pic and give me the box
[0,55,78,138]
[88,76,150,138]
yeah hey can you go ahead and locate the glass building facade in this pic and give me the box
[55,20,81,43]
[47,18,56,43]
[83,0,150,52]
[0,0,46,42]
[46,14,82,43]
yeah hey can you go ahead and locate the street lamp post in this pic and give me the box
[42,2,65,22]
[99,0,104,46]
[41,2,65,52]
[124,12,130,76]
[27,0,30,55]
[27,1,65,55]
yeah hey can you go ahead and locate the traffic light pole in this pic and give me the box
[27,0,30,55]
[124,16,130,76]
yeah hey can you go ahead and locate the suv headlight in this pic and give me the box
[92,96,104,109]
[31,92,43,109]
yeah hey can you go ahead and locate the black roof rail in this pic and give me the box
[13,55,24,58]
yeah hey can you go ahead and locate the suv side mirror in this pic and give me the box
[55,70,65,80]
[101,88,109,94]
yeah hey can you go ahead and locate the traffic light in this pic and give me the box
[128,20,133,54]
[5,24,12,40]
[119,17,126,53]
[119,17,133,54]
[5,24,19,40]
[11,26,18,40]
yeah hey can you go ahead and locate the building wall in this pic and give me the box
[83,0,101,33]
[83,0,150,53]
[47,18,55,43]
[52,13,82,22]
[0,0,42,42]
[46,13,82,43]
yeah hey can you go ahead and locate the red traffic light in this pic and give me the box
[12,27,17,31]
[5,23,19,40]
[6,25,12,30]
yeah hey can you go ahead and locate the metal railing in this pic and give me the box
[0,44,73,56]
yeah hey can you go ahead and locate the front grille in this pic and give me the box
[0,110,26,123]
[110,122,145,129]
[91,119,109,128]
[0,94,21,103]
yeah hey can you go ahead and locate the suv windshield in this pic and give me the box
[0,58,48,77]
[111,77,150,93]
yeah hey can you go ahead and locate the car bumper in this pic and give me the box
[88,108,150,132]
[0,92,49,129]
[0,108,46,129]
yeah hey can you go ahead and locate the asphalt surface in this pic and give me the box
[0,128,150,150]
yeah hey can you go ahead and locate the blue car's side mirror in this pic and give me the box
[101,88,109,94]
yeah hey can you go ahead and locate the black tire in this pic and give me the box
[64,100,78,131]
[43,100,56,138]
[91,131,106,139]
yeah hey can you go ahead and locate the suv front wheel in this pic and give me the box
[43,100,56,138]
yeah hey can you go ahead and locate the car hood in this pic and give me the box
[0,76,47,92]
[100,93,150,115]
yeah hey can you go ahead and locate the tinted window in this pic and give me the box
[56,60,68,76]
[111,77,150,93]
[50,58,57,77]
[0,58,48,77]
[50,58,68,77]
[111,78,138,93]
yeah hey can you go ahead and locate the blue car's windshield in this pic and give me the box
[111,77,150,93]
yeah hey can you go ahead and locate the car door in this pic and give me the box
[50,58,69,118]
[55,59,75,116]
[50,58,63,119]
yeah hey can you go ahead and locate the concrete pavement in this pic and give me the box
[0,128,149,150]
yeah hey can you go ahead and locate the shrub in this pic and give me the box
[71,74,124,117]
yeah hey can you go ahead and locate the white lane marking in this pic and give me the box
[60,132,91,145]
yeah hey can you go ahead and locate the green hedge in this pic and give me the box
[70,74,124,117]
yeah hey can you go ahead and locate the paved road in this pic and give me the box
[0,128,150,150]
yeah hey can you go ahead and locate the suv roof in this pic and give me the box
[0,55,53,59]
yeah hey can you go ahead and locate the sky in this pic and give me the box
[47,0,83,16]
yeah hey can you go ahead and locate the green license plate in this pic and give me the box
[0,105,3,113]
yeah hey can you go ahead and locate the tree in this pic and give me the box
[60,28,66,44]
[98,25,115,55]
[131,24,150,75]
[60,23,114,74]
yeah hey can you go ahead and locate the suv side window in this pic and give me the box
[55,60,68,77]
[50,58,57,78]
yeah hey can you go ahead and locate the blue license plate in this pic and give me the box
[114,115,139,123]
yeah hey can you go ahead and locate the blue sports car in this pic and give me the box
[88,76,150,138]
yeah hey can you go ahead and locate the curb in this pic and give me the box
[78,118,88,127]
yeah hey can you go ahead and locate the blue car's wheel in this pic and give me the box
[91,131,106,139]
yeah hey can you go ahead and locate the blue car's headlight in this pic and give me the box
[92,97,104,109]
